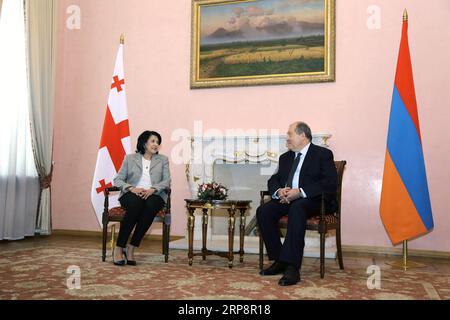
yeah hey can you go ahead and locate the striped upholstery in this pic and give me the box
[108,206,167,220]
[278,214,339,226]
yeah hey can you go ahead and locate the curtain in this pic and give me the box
[0,0,40,240]
[26,0,58,235]
[0,0,3,18]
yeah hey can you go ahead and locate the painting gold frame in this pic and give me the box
[190,0,336,89]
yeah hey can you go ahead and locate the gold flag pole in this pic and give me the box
[386,9,426,271]
[110,224,116,251]
[387,240,426,270]
[98,223,116,251]
[95,35,125,254]
[108,32,123,252]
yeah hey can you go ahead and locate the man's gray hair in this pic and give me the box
[295,122,312,141]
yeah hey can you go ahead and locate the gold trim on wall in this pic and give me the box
[190,0,336,89]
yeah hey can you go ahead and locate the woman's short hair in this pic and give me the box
[136,131,162,154]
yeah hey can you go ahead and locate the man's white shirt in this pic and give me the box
[273,143,311,200]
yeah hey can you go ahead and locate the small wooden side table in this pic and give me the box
[184,199,252,268]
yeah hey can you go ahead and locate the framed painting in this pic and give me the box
[191,0,336,89]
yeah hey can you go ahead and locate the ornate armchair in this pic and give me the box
[101,187,171,263]
[258,161,346,278]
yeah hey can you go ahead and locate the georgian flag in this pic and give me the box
[91,42,131,227]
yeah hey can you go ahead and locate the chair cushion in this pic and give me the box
[108,207,127,219]
[307,214,338,225]
[278,214,338,226]
[108,206,168,220]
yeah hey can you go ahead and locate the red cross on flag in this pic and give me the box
[91,41,131,227]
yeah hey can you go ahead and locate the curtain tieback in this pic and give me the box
[39,164,54,190]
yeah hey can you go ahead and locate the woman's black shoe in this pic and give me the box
[124,247,137,266]
[112,247,126,266]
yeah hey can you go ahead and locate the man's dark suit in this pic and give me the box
[256,143,338,269]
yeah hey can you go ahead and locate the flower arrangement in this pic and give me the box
[197,181,228,201]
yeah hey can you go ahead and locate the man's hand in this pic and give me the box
[277,188,291,199]
[277,188,291,204]
[279,189,302,204]
[285,189,301,202]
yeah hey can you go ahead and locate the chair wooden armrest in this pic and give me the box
[105,186,120,193]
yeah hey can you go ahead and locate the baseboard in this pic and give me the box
[342,244,450,259]
[51,229,184,242]
[52,229,101,238]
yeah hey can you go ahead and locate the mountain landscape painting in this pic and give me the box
[191,0,335,88]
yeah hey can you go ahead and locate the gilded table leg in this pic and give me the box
[202,208,209,261]
[239,208,246,263]
[227,204,236,269]
[187,207,195,266]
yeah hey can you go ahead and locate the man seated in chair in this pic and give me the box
[256,122,337,286]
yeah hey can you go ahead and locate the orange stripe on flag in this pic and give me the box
[380,152,427,245]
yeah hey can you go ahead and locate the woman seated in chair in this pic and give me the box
[112,130,171,266]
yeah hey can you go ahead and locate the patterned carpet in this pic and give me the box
[0,246,448,300]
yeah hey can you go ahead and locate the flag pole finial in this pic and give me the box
[403,9,408,22]
[120,34,124,45]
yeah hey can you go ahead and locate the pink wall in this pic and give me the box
[52,0,450,252]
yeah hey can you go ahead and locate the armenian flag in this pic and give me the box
[380,11,434,245]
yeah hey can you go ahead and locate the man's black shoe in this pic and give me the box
[278,265,300,286]
[259,261,287,276]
